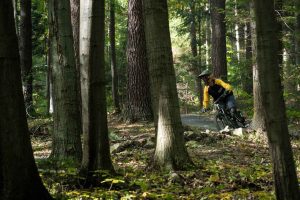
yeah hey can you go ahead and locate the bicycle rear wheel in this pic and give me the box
[233,111,246,128]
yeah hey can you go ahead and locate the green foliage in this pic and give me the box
[32,55,48,115]
[32,0,48,57]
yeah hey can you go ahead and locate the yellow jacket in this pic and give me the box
[203,79,233,108]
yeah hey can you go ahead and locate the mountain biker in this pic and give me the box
[198,69,238,117]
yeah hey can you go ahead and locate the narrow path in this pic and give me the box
[181,113,218,131]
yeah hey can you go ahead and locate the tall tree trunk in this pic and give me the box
[125,0,153,122]
[275,0,283,68]
[80,0,114,175]
[254,1,300,199]
[48,0,82,161]
[143,0,192,171]
[19,0,34,114]
[243,20,253,94]
[210,0,227,79]
[198,14,204,105]
[295,0,300,89]
[70,0,82,123]
[70,0,80,72]
[189,0,202,107]
[110,0,121,114]
[250,0,265,130]
[234,0,240,62]
[13,0,18,35]
[0,1,52,199]
[296,0,300,63]
[205,4,211,66]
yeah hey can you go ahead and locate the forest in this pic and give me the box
[1,0,300,199]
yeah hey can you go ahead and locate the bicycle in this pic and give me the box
[214,93,246,131]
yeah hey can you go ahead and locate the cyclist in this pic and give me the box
[198,69,238,117]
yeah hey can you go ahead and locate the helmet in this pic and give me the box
[198,69,211,78]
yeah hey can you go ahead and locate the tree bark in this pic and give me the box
[295,0,300,69]
[205,3,211,66]
[48,0,82,161]
[0,1,52,199]
[110,0,121,114]
[143,0,192,171]
[13,0,18,35]
[189,0,202,107]
[70,0,82,123]
[243,20,253,94]
[19,0,34,114]
[125,0,153,122]
[250,0,265,130]
[275,0,283,68]
[210,0,227,79]
[254,1,300,199]
[80,0,114,174]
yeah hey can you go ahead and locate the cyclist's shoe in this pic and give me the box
[201,108,209,113]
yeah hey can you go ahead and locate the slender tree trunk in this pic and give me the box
[13,0,18,35]
[240,3,253,94]
[70,0,82,123]
[250,0,265,130]
[243,20,253,94]
[125,0,153,122]
[254,1,300,199]
[80,0,114,175]
[275,0,283,68]
[295,0,300,86]
[110,0,121,114]
[70,0,80,72]
[210,0,227,79]
[234,0,240,62]
[296,1,300,62]
[189,0,202,107]
[0,1,52,199]
[48,0,82,161]
[198,15,204,105]
[19,0,34,114]
[143,0,192,171]
[205,4,211,67]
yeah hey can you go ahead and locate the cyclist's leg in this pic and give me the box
[226,95,246,123]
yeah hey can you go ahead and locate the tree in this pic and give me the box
[188,0,202,107]
[295,0,300,70]
[0,0,52,199]
[70,0,82,119]
[254,0,300,199]
[250,0,265,130]
[275,0,283,67]
[125,0,153,122]
[110,0,121,114]
[243,7,253,94]
[210,0,227,79]
[48,0,82,161]
[19,0,34,114]
[80,0,114,175]
[143,0,192,171]
[13,0,18,34]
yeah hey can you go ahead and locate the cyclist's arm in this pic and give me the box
[203,86,209,108]
[215,79,233,91]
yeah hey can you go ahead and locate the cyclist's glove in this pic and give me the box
[224,90,231,96]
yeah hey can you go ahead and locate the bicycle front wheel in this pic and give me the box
[215,114,227,130]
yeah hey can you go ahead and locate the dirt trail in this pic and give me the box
[181,113,218,131]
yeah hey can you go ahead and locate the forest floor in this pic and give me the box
[29,114,300,200]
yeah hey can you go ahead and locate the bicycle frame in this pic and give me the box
[214,103,238,130]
